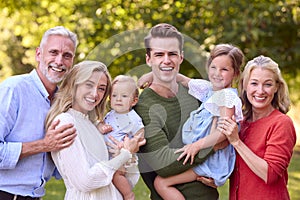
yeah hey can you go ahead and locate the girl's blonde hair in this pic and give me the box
[45,60,112,130]
[111,75,139,98]
[240,55,291,120]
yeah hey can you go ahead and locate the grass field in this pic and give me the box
[44,145,300,200]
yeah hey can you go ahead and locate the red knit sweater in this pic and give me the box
[230,109,296,200]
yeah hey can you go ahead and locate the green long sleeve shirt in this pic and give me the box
[135,83,218,200]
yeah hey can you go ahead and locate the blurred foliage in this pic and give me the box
[0,0,299,101]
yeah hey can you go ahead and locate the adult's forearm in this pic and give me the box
[139,148,190,177]
[232,140,268,183]
[161,147,214,177]
[139,139,214,177]
[20,139,46,159]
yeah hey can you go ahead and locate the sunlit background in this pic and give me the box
[0,0,299,199]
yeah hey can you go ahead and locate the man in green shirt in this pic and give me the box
[135,23,219,199]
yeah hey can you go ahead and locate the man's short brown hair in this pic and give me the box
[144,23,184,56]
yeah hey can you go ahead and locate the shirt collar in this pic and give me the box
[30,69,58,100]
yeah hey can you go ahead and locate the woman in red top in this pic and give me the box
[218,55,296,200]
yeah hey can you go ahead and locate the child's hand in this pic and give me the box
[97,123,113,134]
[175,142,201,165]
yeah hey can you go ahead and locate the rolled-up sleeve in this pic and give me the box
[0,85,22,169]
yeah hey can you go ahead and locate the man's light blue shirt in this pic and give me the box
[0,70,59,197]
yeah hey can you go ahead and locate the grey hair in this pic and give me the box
[40,26,78,49]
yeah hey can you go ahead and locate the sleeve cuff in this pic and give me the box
[1,142,22,169]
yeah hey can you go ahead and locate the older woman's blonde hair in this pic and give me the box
[45,60,112,130]
[239,55,290,120]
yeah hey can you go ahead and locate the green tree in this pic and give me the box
[0,0,299,101]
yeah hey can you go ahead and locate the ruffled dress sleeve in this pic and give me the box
[204,88,243,122]
[188,79,212,102]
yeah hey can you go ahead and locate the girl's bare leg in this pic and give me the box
[154,168,198,200]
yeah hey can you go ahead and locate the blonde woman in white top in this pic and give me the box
[45,61,145,200]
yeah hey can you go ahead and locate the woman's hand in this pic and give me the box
[175,142,202,165]
[123,135,146,154]
[106,135,123,157]
[218,116,240,146]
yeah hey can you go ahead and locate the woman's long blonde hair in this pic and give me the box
[240,55,291,120]
[45,60,112,130]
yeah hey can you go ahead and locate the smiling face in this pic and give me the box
[246,68,278,113]
[146,37,183,87]
[36,35,75,84]
[208,55,236,91]
[72,71,108,115]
